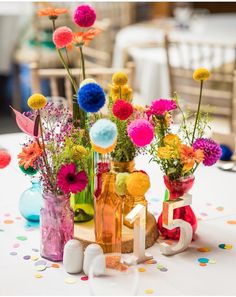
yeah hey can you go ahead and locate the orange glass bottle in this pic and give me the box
[95,172,122,253]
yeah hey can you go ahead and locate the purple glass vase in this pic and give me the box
[40,192,74,262]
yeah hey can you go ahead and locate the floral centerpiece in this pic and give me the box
[38,4,103,222]
[16,95,91,261]
[147,68,222,239]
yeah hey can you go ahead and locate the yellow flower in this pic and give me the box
[28,93,47,110]
[157,146,179,159]
[121,84,133,101]
[193,68,210,82]
[126,171,150,196]
[163,134,181,147]
[133,104,145,112]
[164,112,172,126]
[72,145,88,158]
[109,84,133,102]
[112,72,128,86]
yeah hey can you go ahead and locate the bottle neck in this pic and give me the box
[101,172,116,194]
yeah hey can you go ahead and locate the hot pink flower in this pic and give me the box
[127,119,154,147]
[53,26,73,49]
[73,4,96,28]
[57,163,88,194]
[150,99,177,116]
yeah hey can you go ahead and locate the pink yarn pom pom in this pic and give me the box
[52,26,73,49]
[128,119,154,147]
[73,4,96,28]
[0,150,11,169]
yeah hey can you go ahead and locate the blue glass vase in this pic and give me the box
[19,179,42,222]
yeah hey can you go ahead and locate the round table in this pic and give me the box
[0,132,236,295]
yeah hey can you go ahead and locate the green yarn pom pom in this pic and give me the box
[19,165,38,176]
[115,172,130,195]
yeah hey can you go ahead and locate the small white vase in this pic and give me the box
[63,239,83,274]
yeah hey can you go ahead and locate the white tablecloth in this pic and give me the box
[0,133,236,295]
[113,14,236,104]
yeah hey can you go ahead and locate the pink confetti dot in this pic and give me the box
[13,243,20,248]
[15,217,22,220]
[81,276,88,281]
[200,212,208,217]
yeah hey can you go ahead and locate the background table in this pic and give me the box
[0,133,236,295]
[113,13,236,104]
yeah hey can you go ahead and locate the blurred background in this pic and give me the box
[1,2,236,136]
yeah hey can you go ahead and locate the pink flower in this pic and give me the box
[57,163,88,194]
[73,4,96,28]
[127,119,154,147]
[193,138,222,166]
[150,99,177,116]
[53,26,73,49]
[112,99,133,120]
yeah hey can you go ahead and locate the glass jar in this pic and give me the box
[40,192,74,262]
[19,179,42,222]
[110,160,147,228]
[71,150,95,222]
[157,175,197,240]
[95,172,122,253]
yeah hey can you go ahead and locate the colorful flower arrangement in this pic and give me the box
[16,96,91,196]
[148,68,221,181]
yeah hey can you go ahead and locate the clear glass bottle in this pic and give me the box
[40,192,74,262]
[95,172,122,253]
[19,178,42,222]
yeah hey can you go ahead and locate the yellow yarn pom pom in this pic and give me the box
[112,72,128,86]
[193,68,210,82]
[28,93,47,110]
[126,172,150,196]
[91,141,116,154]
[80,78,97,88]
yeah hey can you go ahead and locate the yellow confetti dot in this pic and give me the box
[138,267,146,272]
[227,220,236,225]
[145,289,154,294]
[209,259,216,264]
[36,265,47,271]
[52,263,60,268]
[65,277,77,284]
[31,256,39,261]
[224,244,233,250]
[35,274,43,278]
[197,247,211,252]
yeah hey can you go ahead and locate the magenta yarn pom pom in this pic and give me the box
[73,4,96,28]
[193,138,222,166]
[52,26,73,49]
[128,119,154,147]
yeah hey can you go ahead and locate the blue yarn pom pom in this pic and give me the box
[90,119,117,148]
[77,83,106,113]
[220,144,233,161]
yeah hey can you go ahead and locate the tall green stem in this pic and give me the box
[79,46,86,80]
[191,80,203,144]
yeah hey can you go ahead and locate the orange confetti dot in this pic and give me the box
[227,220,236,225]
[197,247,210,252]
[199,263,207,266]
[52,263,60,268]
[138,267,146,272]
[216,206,224,211]
[4,220,14,224]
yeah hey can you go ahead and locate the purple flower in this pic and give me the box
[149,99,177,116]
[73,4,96,28]
[193,138,222,166]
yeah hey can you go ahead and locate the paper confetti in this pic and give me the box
[23,255,31,260]
[197,247,211,252]
[13,243,20,248]
[198,258,209,263]
[65,277,77,284]
[218,244,233,250]
[216,206,224,211]
[138,267,146,272]
[227,220,236,225]
[144,259,157,265]
[4,220,14,224]
[35,274,43,278]
[10,252,17,256]
[31,256,39,261]
[51,263,60,268]
[16,236,27,241]
[81,276,88,281]
[145,289,154,294]
[36,265,47,272]
[199,263,207,267]
[35,260,47,266]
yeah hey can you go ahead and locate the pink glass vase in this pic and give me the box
[40,192,74,261]
[157,175,197,240]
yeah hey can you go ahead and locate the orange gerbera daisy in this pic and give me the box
[37,7,68,19]
[18,142,43,170]
[67,28,101,49]
[180,144,204,172]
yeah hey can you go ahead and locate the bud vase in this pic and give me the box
[71,151,95,222]
[110,160,147,228]
[19,178,42,222]
[157,175,197,240]
[40,192,74,262]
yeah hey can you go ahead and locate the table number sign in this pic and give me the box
[125,204,153,264]
[160,193,193,255]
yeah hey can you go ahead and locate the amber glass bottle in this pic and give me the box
[95,172,122,253]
